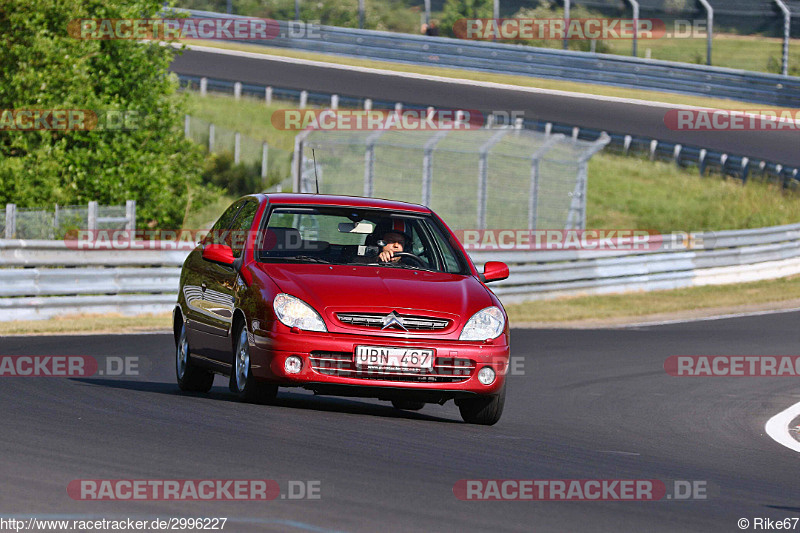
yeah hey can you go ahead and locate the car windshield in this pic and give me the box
[256,206,468,274]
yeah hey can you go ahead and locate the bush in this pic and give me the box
[0,0,207,229]
[200,151,284,196]
[508,1,612,53]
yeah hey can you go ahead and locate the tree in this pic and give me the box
[0,0,205,228]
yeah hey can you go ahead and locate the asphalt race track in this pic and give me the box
[169,48,800,167]
[2,312,800,532]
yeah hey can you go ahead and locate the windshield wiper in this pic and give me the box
[278,255,332,264]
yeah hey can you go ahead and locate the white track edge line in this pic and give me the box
[765,400,800,453]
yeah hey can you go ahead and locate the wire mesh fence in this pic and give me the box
[3,202,135,240]
[295,127,609,231]
[184,114,293,191]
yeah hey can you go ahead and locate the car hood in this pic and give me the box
[257,263,493,327]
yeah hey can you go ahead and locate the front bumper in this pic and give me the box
[249,326,509,396]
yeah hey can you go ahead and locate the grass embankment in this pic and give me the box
[0,314,172,336]
[504,275,800,325]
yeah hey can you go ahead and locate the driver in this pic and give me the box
[370,219,413,263]
[378,231,407,262]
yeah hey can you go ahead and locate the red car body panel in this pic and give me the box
[174,193,510,405]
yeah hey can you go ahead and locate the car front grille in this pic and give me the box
[336,313,449,331]
[308,351,474,383]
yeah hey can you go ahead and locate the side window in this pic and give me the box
[228,201,259,258]
[206,200,244,244]
[429,224,463,274]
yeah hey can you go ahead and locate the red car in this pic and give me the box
[173,193,510,425]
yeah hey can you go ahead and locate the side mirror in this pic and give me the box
[202,244,235,266]
[481,261,509,283]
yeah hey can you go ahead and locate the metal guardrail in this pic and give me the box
[3,222,800,319]
[184,9,800,108]
[177,74,800,188]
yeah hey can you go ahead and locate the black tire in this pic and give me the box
[456,385,506,425]
[391,399,426,411]
[175,322,214,393]
[229,324,278,404]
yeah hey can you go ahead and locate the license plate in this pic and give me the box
[354,346,434,372]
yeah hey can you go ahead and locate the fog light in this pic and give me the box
[477,366,495,385]
[285,355,302,374]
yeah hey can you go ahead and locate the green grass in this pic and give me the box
[586,154,800,232]
[0,313,171,336]
[180,40,797,110]
[605,34,800,76]
[186,93,298,152]
[504,274,800,324]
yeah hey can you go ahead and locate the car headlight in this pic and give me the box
[273,293,327,332]
[459,306,505,341]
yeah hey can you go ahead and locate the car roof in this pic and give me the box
[257,193,432,214]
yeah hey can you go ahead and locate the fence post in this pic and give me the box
[627,0,639,57]
[477,130,510,229]
[208,123,215,152]
[5,204,16,239]
[88,201,98,231]
[528,135,564,230]
[364,98,372,111]
[234,132,241,164]
[563,0,570,50]
[184,115,190,139]
[331,94,339,109]
[265,86,273,106]
[234,81,242,99]
[292,129,313,192]
[261,142,269,185]
[698,0,713,65]
[125,200,136,230]
[363,130,385,197]
[299,90,308,109]
[200,77,207,97]
[774,0,791,76]
[358,0,364,29]
[422,131,449,206]
[54,204,59,233]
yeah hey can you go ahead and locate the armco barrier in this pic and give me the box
[3,222,800,320]
[182,9,800,108]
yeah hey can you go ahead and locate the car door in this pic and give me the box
[184,199,245,359]
[201,198,260,362]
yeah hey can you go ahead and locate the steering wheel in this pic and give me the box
[386,252,427,267]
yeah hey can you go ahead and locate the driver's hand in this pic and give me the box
[379,250,395,262]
